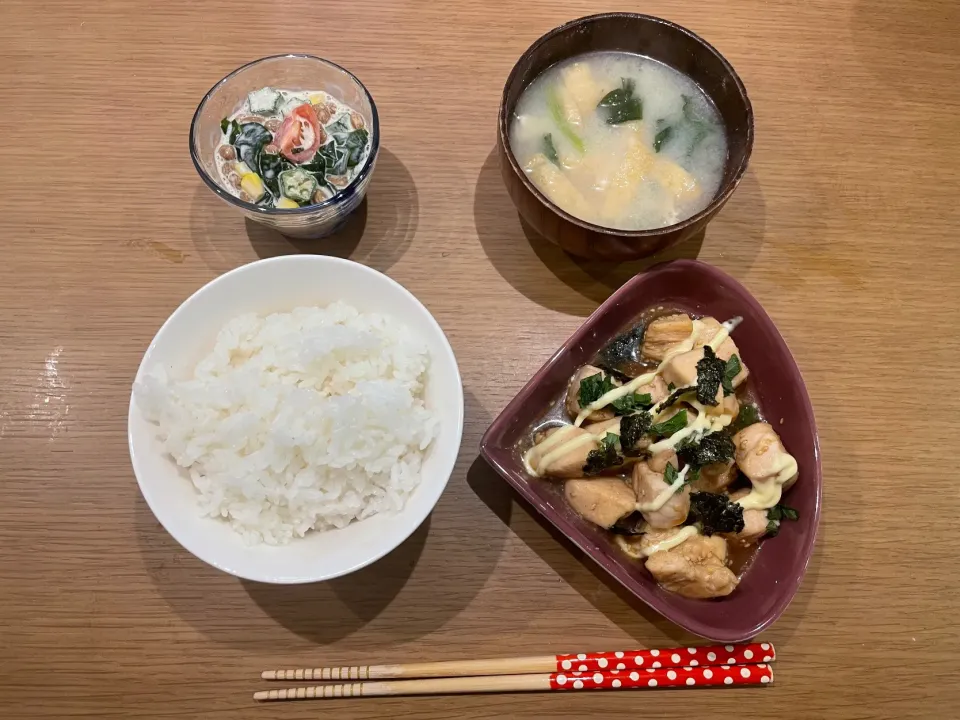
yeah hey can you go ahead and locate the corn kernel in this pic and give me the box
[240,173,264,201]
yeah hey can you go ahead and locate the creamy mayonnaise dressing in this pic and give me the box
[637,465,690,512]
[640,525,700,557]
[735,453,799,511]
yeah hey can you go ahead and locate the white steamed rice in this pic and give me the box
[136,301,438,545]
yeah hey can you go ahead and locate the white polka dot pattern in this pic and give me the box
[554,643,773,674]
[548,664,773,691]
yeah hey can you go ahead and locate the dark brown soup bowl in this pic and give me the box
[479,260,820,641]
[498,13,754,260]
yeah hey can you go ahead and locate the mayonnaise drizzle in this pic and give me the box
[536,433,595,474]
[707,316,743,351]
[640,525,699,556]
[637,465,690,512]
[735,452,799,510]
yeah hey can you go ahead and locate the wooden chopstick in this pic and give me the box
[261,641,775,681]
[253,664,774,701]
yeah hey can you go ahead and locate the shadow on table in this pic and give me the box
[189,147,417,275]
[467,455,692,645]
[136,389,504,649]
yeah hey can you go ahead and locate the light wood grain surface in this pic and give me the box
[2,0,958,717]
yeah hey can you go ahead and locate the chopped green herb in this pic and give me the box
[722,355,742,395]
[663,463,690,488]
[543,133,559,165]
[597,77,643,125]
[678,432,735,469]
[547,89,585,153]
[766,503,800,536]
[689,491,745,536]
[611,392,652,415]
[668,382,676,391]
[578,372,617,408]
[654,125,674,153]
[619,412,652,454]
[695,345,725,406]
[729,403,762,435]
[583,432,623,475]
[649,409,687,438]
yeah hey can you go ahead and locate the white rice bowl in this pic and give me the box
[128,256,463,584]
[135,302,439,545]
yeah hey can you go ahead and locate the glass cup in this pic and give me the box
[190,54,380,239]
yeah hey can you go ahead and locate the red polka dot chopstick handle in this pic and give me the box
[550,663,774,691]
[253,665,773,701]
[555,642,775,673]
[262,642,775,681]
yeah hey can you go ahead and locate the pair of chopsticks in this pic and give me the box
[254,641,775,701]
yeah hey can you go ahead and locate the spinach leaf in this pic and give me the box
[619,412,652,455]
[543,133,559,165]
[220,118,240,144]
[258,152,291,198]
[333,128,369,168]
[597,78,643,125]
[234,122,272,172]
[578,372,616,408]
[729,403,762,435]
[654,125,673,153]
[326,116,351,134]
[299,153,326,176]
[681,94,713,154]
[766,504,798,536]
[780,505,799,521]
[314,141,348,177]
[649,409,687,438]
[681,94,700,123]
[611,392,652,415]
[583,433,623,476]
[722,354,742,395]
[664,462,679,486]
[695,345,725,406]
[547,89,585,153]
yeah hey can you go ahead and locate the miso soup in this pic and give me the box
[509,52,727,231]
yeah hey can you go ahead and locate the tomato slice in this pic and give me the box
[275,104,324,163]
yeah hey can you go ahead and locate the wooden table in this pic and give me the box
[3,0,958,717]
